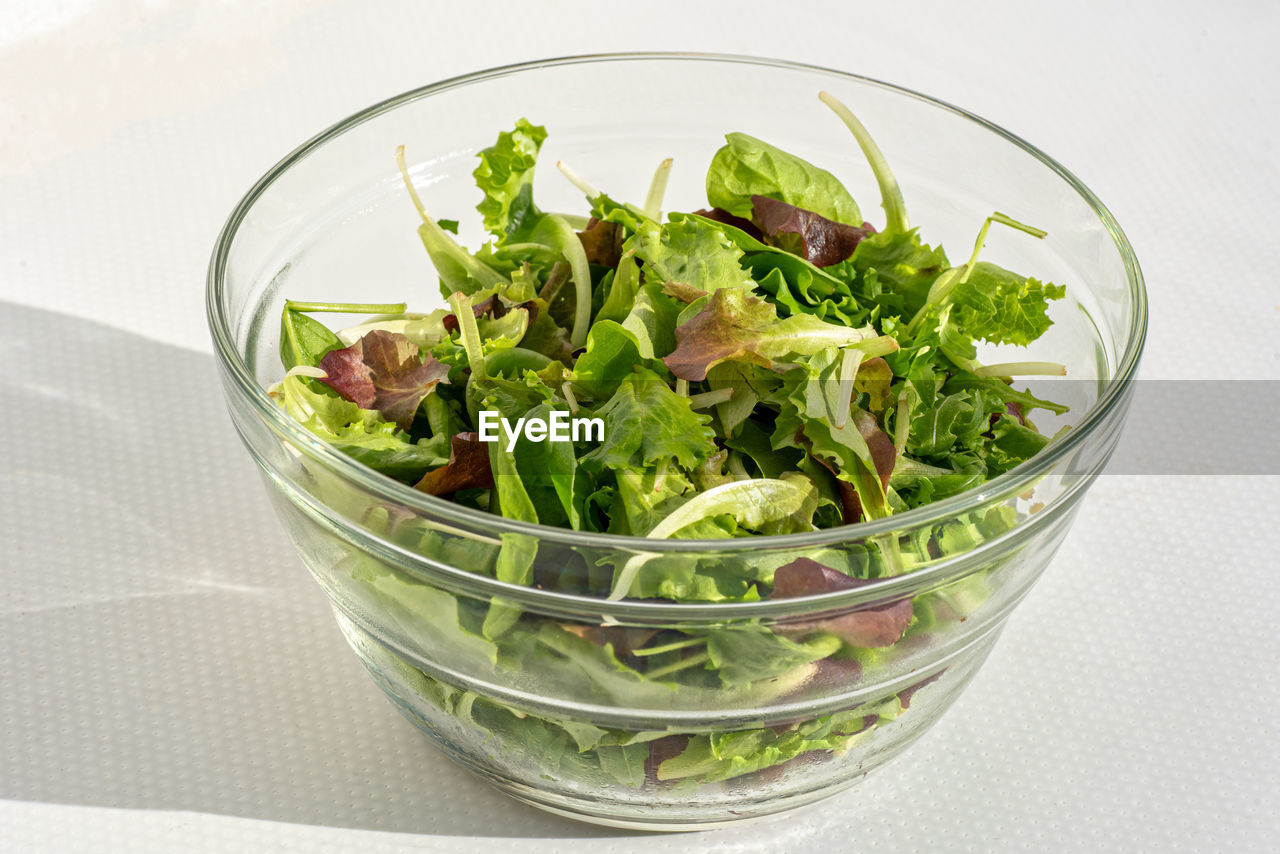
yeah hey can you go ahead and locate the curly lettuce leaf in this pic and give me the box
[629,218,757,295]
[273,374,448,480]
[948,261,1066,347]
[473,117,548,243]
[581,368,716,473]
[317,329,451,430]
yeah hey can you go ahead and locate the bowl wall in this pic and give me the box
[209,54,1144,827]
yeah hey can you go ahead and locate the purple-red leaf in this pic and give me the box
[770,557,913,648]
[750,195,874,267]
[560,623,661,658]
[318,329,450,430]
[663,287,875,381]
[576,218,625,267]
[413,432,494,496]
[690,207,764,241]
[853,408,898,491]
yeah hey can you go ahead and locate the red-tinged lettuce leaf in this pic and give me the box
[663,287,886,381]
[442,293,540,335]
[660,280,708,304]
[413,432,494,495]
[897,668,946,709]
[770,557,913,648]
[690,207,763,241]
[318,329,450,430]
[644,734,691,785]
[810,412,896,523]
[750,195,873,267]
[576,218,625,267]
[854,408,897,491]
[317,341,375,408]
[559,624,660,658]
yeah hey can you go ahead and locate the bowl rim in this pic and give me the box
[207,50,1147,555]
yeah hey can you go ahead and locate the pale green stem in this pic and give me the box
[643,157,674,220]
[819,90,908,232]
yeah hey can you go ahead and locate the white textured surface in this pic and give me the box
[2,1,1278,851]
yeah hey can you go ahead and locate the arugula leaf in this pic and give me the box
[986,413,1053,473]
[706,132,861,224]
[849,228,949,318]
[906,390,991,457]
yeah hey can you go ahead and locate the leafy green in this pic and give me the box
[706,132,861,224]
[948,262,1066,346]
[630,218,757,294]
[272,375,447,480]
[473,118,548,242]
[581,368,716,473]
[663,286,896,381]
[272,105,1080,794]
[280,308,342,372]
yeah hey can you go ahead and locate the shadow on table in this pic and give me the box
[0,303,618,839]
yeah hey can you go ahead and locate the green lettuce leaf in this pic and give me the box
[473,117,548,243]
[706,132,861,224]
[948,261,1066,347]
[272,375,447,480]
[849,228,949,318]
[629,218,757,294]
[581,368,716,473]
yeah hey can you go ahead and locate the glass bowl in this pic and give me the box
[206,53,1146,830]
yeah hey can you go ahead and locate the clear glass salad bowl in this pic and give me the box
[207,53,1145,830]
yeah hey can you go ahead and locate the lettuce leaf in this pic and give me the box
[706,132,861,224]
[473,118,548,243]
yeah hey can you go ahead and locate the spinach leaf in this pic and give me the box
[706,132,861,224]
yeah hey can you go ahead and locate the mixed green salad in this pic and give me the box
[271,91,1068,789]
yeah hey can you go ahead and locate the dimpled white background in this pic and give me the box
[1,1,1277,851]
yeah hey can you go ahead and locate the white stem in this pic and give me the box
[556,160,600,200]
[818,90,908,232]
[832,347,864,430]
[643,157,674,220]
[561,382,580,415]
[688,387,734,409]
[973,361,1067,377]
[395,146,430,223]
